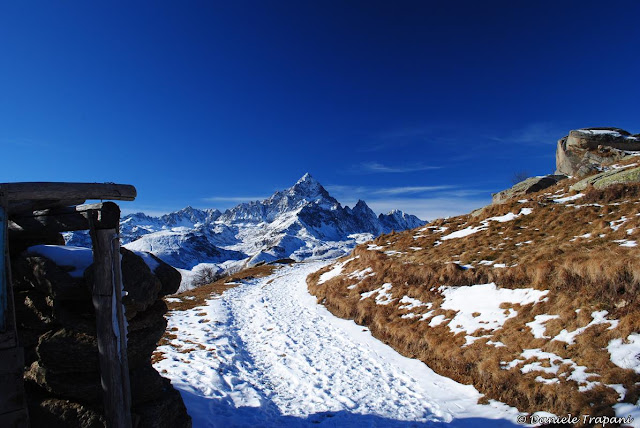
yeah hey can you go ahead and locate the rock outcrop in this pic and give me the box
[555,128,640,177]
[12,245,191,427]
[492,175,567,204]
[570,165,640,192]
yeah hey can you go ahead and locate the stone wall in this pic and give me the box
[11,242,191,428]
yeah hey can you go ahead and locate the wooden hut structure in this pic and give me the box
[0,182,136,428]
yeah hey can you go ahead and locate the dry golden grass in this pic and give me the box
[164,264,277,311]
[308,177,640,421]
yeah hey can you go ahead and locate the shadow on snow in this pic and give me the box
[177,388,521,428]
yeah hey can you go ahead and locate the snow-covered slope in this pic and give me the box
[65,174,425,287]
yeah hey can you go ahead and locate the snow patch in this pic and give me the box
[130,250,161,272]
[611,216,628,231]
[438,283,548,336]
[608,333,640,374]
[28,245,94,278]
[552,311,618,345]
[398,296,432,311]
[347,267,375,280]
[360,283,395,305]
[553,193,584,203]
[526,314,560,339]
[441,208,533,241]
[615,239,637,247]
[502,349,601,392]
[441,225,486,240]
[318,257,357,284]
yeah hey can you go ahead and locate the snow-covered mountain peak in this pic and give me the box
[286,173,333,202]
[353,199,373,211]
[297,172,315,184]
[159,205,221,228]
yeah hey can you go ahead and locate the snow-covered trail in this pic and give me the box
[154,262,523,427]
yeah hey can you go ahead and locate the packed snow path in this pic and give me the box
[154,262,522,427]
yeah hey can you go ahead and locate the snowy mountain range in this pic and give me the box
[65,173,425,287]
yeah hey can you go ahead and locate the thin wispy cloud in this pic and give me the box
[324,185,369,195]
[446,188,496,198]
[326,184,491,202]
[340,197,491,221]
[326,183,493,220]
[325,184,457,199]
[372,185,455,195]
[356,162,442,174]
[490,122,567,146]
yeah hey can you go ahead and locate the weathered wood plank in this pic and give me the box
[111,229,132,421]
[91,228,132,428]
[7,199,87,215]
[1,182,136,202]
[9,202,121,234]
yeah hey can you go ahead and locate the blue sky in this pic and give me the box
[2,1,639,220]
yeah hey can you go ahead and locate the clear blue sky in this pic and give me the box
[2,1,639,220]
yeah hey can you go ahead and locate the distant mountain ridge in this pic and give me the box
[65,173,425,287]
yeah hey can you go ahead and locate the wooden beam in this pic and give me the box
[9,202,121,234]
[90,228,132,428]
[7,199,87,215]
[0,182,136,203]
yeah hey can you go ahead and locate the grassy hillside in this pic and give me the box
[308,167,640,420]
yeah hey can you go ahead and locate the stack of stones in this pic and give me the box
[11,244,191,428]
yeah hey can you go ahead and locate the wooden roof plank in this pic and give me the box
[0,182,136,202]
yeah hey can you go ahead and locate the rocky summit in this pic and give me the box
[556,127,640,177]
[65,174,425,289]
[492,127,640,205]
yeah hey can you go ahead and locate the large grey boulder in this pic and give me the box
[555,128,640,177]
[570,166,640,192]
[13,255,91,302]
[492,175,567,204]
[25,361,103,403]
[36,329,100,373]
[149,252,182,296]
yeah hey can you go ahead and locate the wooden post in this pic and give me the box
[90,224,132,428]
[111,229,132,423]
[0,204,6,333]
